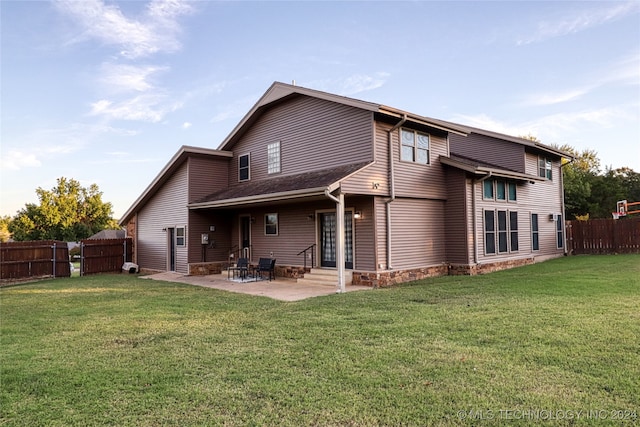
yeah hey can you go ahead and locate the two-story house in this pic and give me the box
[119,82,569,287]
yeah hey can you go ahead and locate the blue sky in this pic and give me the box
[1,0,639,219]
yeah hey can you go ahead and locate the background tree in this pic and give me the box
[0,216,12,242]
[555,144,601,219]
[8,177,119,241]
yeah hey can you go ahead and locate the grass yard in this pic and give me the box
[1,255,639,426]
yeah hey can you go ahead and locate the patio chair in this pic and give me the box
[228,257,249,281]
[253,258,276,281]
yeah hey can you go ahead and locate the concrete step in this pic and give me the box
[297,269,352,286]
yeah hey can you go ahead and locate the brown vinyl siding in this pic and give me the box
[187,210,232,264]
[349,196,376,271]
[342,121,390,196]
[445,168,470,264]
[228,96,373,187]
[473,162,563,263]
[389,198,446,269]
[137,162,189,273]
[232,201,332,266]
[450,133,525,173]
[390,127,449,200]
[187,156,229,203]
[374,197,388,270]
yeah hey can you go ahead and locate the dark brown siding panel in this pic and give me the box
[187,210,232,264]
[350,196,376,271]
[342,121,389,196]
[228,96,373,186]
[450,133,525,173]
[473,153,564,263]
[445,168,470,264]
[390,198,446,269]
[374,197,388,270]
[387,125,450,200]
[137,162,188,273]
[188,156,229,203]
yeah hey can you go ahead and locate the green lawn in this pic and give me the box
[1,255,639,426]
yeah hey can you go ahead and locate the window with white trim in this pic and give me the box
[483,179,517,202]
[484,209,519,255]
[508,182,517,201]
[176,226,185,246]
[267,141,280,174]
[265,213,278,236]
[496,180,506,201]
[484,210,496,254]
[400,129,429,164]
[539,157,552,180]
[510,211,519,251]
[483,180,494,199]
[239,153,250,181]
[556,214,564,249]
[531,213,539,251]
[497,210,508,253]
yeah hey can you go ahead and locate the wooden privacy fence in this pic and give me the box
[567,217,640,254]
[80,238,133,276]
[0,240,70,281]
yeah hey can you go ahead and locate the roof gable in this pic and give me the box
[218,82,469,151]
[118,146,232,225]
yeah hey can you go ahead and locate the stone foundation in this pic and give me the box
[188,262,224,276]
[448,258,535,276]
[353,265,449,288]
[353,258,538,287]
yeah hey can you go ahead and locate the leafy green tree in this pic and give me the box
[0,216,12,242]
[8,177,119,241]
[555,144,601,219]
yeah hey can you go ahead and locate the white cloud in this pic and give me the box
[451,106,626,142]
[517,2,640,45]
[338,73,390,95]
[182,122,192,129]
[0,150,42,171]
[55,0,192,59]
[523,88,591,107]
[90,94,183,122]
[100,63,168,93]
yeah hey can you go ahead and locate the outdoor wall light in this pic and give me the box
[354,211,362,219]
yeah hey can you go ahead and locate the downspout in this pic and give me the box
[385,114,407,270]
[559,157,574,255]
[325,188,346,293]
[473,172,493,264]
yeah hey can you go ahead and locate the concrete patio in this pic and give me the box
[139,272,372,301]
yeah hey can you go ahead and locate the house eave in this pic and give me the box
[377,107,469,136]
[440,156,546,182]
[188,186,329,210]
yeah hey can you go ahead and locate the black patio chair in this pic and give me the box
[228,257,249,281]
[253,258,276,281]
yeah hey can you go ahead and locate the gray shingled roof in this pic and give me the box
[191,161,371,206]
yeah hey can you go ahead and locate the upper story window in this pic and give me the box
[483,179,517,202]
[400,129,429,164]
[539,157,552,180]
[239,153,250,181]
[267,141,281,174]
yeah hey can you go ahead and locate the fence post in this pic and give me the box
[80,242,84,277]
[123,239,127,267]
[52,242,57,278]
